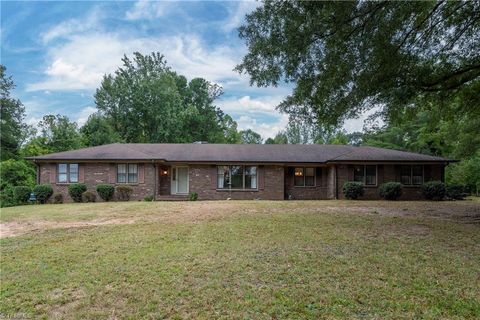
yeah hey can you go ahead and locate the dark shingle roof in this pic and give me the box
[26,143,452,163]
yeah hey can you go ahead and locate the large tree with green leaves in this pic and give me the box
[95,52,229,143]
[236,1,480,127]
[36,114,83,153]
[80,113,122,147]
[240,129,263,144]
[0,65,29,160]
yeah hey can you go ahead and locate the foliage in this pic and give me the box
[343,182,364,200]
[37,114,83,153]
[422,181,446,201]
[68,183,87,203]
[95,52,231,143]
[0,65,30,160]
[378,182,403,201]
[265,132,288,144]
[52,193,64,204]
[80,113,122,147]
[0,159,36,191]
[188,192,198,201]
[144,195,154,202]
[237,1,479,128]
[445,152,480,196]
[12,186,31,204]
[445,185,467,200]
[0,187,15,207]
[239,129,262,144]
[96,184,115,201]
[220,115,242,144]
[33,184,53,204]
[82,191,96,203]
[116,185,133,201]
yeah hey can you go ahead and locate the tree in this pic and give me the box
[236,1,480,127]
[95,52,228,143]
[240,129,263,144]
[37,114,82,152]
[220,114,242,144]
[0,159,35,190]
[0,65,29,160]
[265,131,288,144]
[80,113,122,147]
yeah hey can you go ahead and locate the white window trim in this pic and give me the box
[353,165,377,187]
[57,163,79,184]
[217,165,258,190]
[117,163,138,184]
[293,167,317,187]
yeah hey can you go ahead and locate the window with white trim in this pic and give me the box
[294,167,315,187]
[57,163,78,183]
[353,165,377,186]
[117,164,138,183]
[217,165,257,189]
[400,165,423,185]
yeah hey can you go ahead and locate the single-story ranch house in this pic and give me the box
[27,143,453,201]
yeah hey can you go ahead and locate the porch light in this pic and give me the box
[161,169,168,176]
[294,171,303,176]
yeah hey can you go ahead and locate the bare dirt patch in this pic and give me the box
[1,200,479,238]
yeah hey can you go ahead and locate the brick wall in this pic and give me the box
[336,164,444,200]
[284,166,334,200]
[188,164,284,200]
[38,162,157,202]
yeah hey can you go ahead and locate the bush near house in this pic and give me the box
[96,184,115,201]
[33,184,53,204]
[68,183,88,203]
[144,195,154,201]
[52,193,64,204]
[343,182,364,200]
[82,191,96,203]
[379,182,403,200]
[422,181,446,201]
[116,185,133,201]
[12,186,31,204]
[188,192,198,201]
[446,185,468,200]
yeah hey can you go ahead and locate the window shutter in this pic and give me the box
[316,167,322,187]
[49,164,56,183]
[109,164,116,183]
[258,166,265,190]
[394,165,401,182]
[210,166,217,189]
[138,164,145,183]
[424,165,432,182]
[78,164,85,183]
[347,165,354,181]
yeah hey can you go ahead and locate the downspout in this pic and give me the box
[334,165,338,200]
[153,160,157,201]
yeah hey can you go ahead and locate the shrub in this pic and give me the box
[53,192,64,204]
[379,182,403,200]
[116,185,133,201]
[0,187,16,207]
[82,191,96,203]
[13,186,31,204]
[144,195,154,201]
[422,181,446,200]
[68,183,87,203]
[0,159,35,190]
[446,184,467,200]
[96,184,115,201]
[33,184,53,204]
[343,182,364,200]
[188,192,198,201]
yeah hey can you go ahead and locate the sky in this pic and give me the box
[1,0,368,139]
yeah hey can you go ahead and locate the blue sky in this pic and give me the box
[1,0,366,139]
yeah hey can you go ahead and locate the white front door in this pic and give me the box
[171,166,189,194]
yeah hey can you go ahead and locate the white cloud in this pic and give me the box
[342,107,383,133]
[76,106,97,127]
[236,114,289,140]
[125,1,171,21]
[217,95,285,114]
[222,1,259,33]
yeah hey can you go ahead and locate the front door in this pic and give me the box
[171,166,189,194]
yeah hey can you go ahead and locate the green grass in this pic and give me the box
[1,201,479,319]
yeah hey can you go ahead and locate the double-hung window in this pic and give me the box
[57,163,78,183]
[117,164,138,184]
[217,165,257,189]
[353,165,377,186]
[400,165,423,185]
[294,167,315,187]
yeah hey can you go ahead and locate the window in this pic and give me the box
[117,163,138,183]
[217,165,257,189]
[400,165,423,185]
[294,167,316,187]
[353,165,377,186]
[57,163,79,183]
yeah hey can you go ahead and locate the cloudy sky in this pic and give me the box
[1,1,367,139]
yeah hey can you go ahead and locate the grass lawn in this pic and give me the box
[1,201,479,319]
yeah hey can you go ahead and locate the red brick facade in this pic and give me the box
[37,162,444,202]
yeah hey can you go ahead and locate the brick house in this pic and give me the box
[27,143,452,201]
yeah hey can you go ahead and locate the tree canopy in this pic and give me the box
[236,1,480,127]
